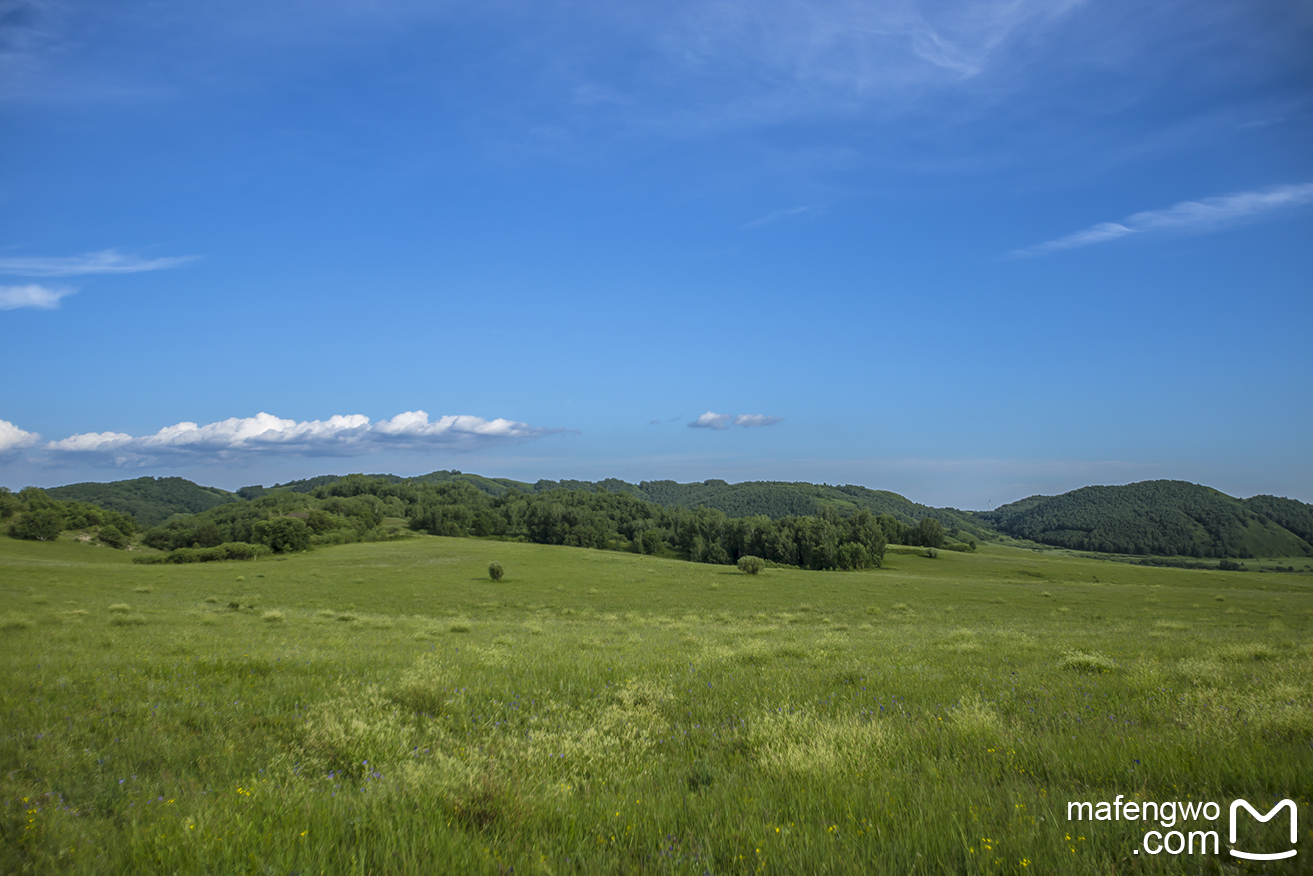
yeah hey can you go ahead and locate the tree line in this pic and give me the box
[131,474,959,569]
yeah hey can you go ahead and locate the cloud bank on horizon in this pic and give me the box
[2,411,556,468]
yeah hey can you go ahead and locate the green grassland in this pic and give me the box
[2,535,1310,874]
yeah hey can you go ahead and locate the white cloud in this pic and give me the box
[734,414,783,427]
[1011,183,1313,257]
[0,248,199,277]
[0,419,40,454]
[689,412,783,429]
[41,410,555,466]
[0,284,76,309]
[689,411,732,430]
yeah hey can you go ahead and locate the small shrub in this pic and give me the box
[924,547,939,559]
[133,586,153,594]
[336,613,358,623]
[98,525,127,549]
[450,621,472,633]
[262,610,285,624]
[488,562,504,581]
[110,613,147,627]
[204,596,219,604]
[737,556,766,575]
[1059,650,1116,673]
[108,603,131,613]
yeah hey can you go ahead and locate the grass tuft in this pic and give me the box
[1059,650,1117,673]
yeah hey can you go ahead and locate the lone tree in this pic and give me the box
[488,561,504,581]
[737,556,766,575]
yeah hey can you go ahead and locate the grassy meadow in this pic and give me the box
[2,534,1310,874]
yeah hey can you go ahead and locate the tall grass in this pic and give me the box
[1,535,1309,873]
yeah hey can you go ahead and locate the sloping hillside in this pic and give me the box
[980,480,1313,558]
[45,476,238,528]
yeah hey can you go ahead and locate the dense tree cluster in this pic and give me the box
[1,486,138,545]
[139,487,397,555]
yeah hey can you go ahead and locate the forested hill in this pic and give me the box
[45,477,237,528]
[627,480,990,539]
[979,480,1313,558]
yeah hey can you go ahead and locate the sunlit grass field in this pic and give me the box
[2,534,1310,874]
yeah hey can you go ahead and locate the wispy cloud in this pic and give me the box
[0,284,76,310]
[733,414,783,428]
[0,248,199,277]
[0,419,40,454]
[40,410,558,467]
[742,206,812,229]
[1011,183,1313,257]
[689,411,783,430]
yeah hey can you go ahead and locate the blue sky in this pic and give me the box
[2,0,1310,508]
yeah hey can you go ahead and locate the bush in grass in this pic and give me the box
[98,524,128,548]
[262,610,285,624]
[1059,650,1116,673]
[488,562,504,581]
[108,603,131,613]
[737,556,766,575]
[133,541,272,564]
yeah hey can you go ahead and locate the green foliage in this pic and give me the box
[252,517,310,553]
[98,524,128,549]
[736,555,766,574]
[9,508,64,541]
[0,487,18,520]
[908,518,945,548]
[488,561,504,581]
[131,541,271,564]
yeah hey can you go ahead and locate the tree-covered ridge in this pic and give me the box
[136,474,966,571]
[980,480,1313,558]
[45,476,237,527]
[243,473,986,539]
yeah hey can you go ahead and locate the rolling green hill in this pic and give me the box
[37,471,1313,561]
[45,476,238,528]
[980,479,1313,558]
